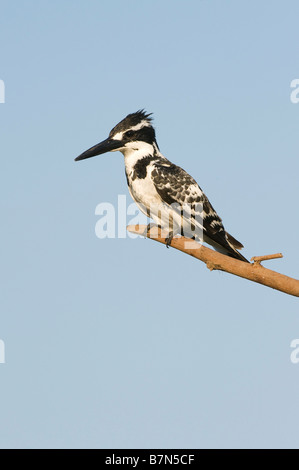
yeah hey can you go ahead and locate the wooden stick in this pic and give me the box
[127,224,299,298]
[251,253,283,264]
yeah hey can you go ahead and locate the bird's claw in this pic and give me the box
[165,233,173,248]
[144,223,162,239]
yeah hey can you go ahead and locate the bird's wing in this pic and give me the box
[151,160,247,261]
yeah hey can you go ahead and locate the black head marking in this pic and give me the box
[109,110,153,136]
[107,110,158,147]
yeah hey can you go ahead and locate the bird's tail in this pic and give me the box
[224,232,249,263]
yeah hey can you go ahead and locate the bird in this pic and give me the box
[75,110,248,262]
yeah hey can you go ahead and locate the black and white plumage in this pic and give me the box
[75,110,248,262]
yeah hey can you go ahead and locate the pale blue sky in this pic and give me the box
[1,0,299,449]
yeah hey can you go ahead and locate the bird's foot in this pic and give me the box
[146,222,155,234]
[144,223,162,239]
[165,232,173,248]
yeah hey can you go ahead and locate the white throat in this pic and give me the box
[121,141,155,159]
[119,141,165,176]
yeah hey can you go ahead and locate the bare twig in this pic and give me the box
[251,253,283,264]
[127,224,299,298]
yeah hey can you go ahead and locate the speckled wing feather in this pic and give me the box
[151,160,248,262]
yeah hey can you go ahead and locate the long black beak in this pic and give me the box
[75,137,123,161]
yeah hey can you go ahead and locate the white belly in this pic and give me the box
[128,176,203,240]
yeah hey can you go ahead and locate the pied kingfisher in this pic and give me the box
[75,110,248,262]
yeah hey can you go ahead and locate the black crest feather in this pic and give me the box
[109,109,153,136]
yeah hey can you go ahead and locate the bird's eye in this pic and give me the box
[126,131,134,139]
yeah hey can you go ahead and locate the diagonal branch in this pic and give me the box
[127,224,299,298]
